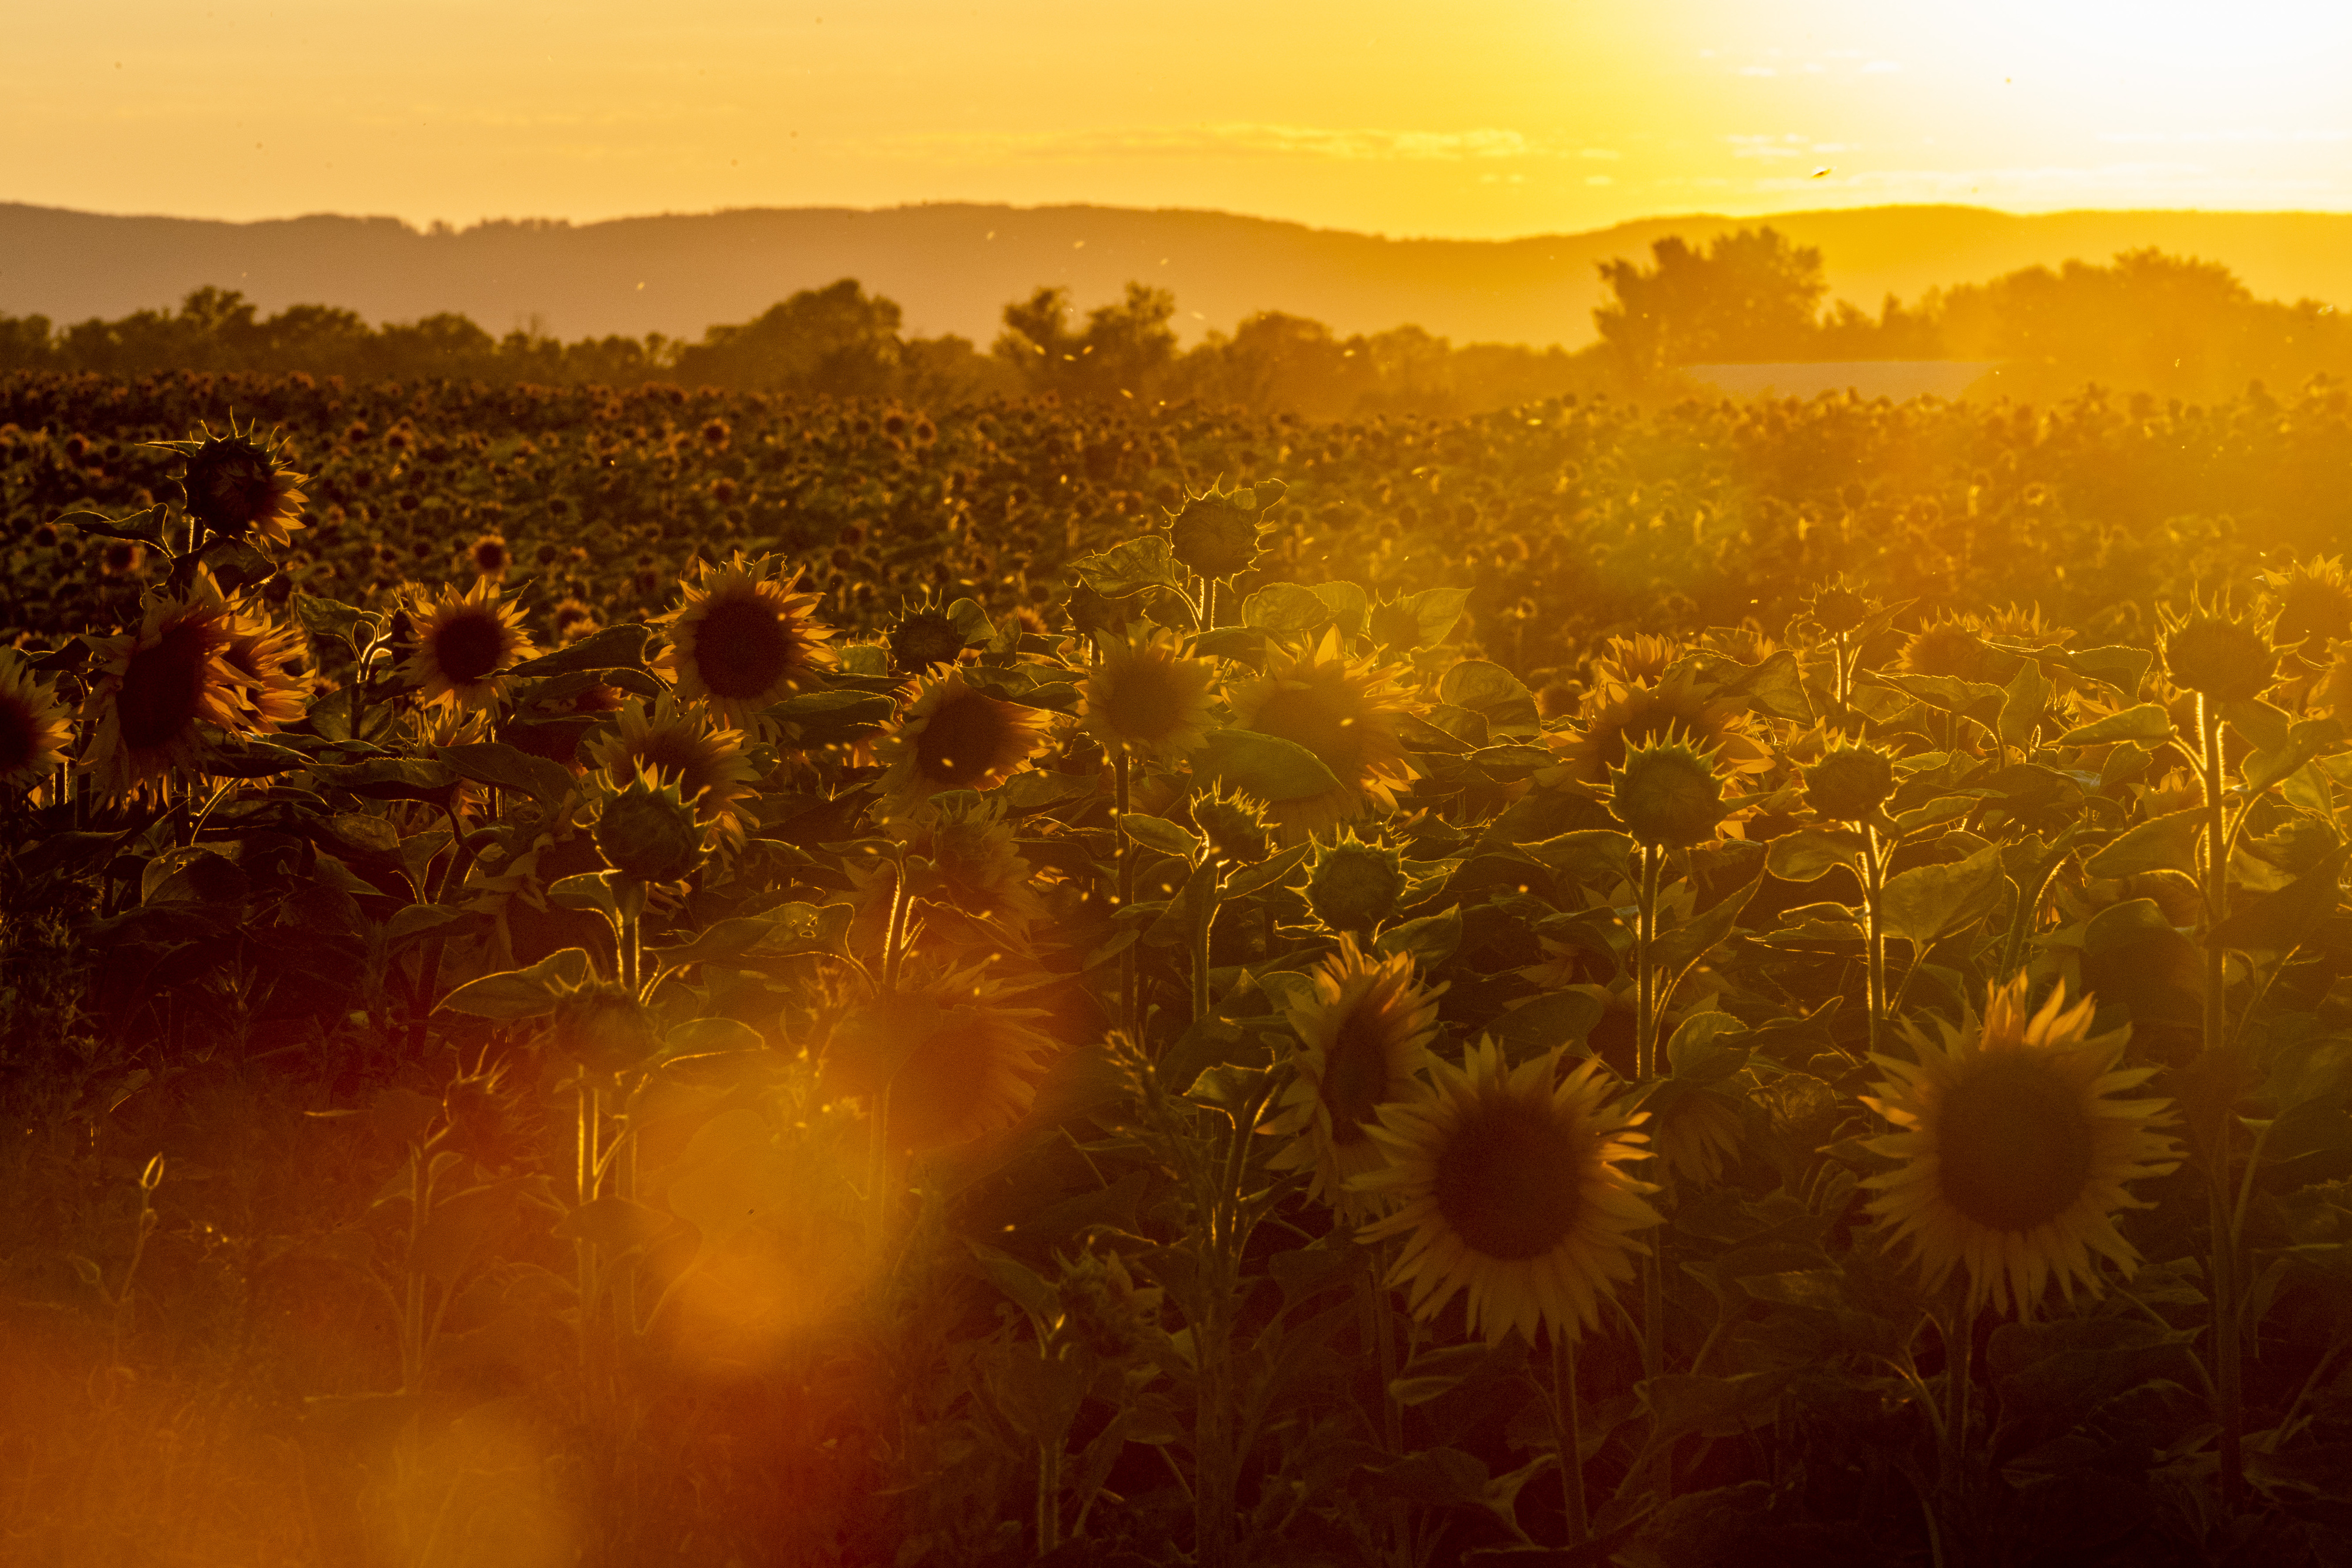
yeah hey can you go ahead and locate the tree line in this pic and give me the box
[4,230,2347,413]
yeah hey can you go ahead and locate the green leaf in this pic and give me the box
[1121,813,1203,861]
[1526,828,1635,888]
[2220,698,2294,753]
[1375,906,1464,969]
[1641,1372,1791,1442]
[1880,671,2006,718]
[1699,647,1816,725]
[945,597,995,648]
[58,507,168,549]
[1071,535,1184,597]
[1222,842,1312,899]
[2052,644,2153,697]
[2056,704,2175,747]
[547,872,621,917]
[437,947,593,1019]
[1401,586,1470,648]
[969,1242,1063,1333]
[1766,827,1865,882]
[436,742,574,814]
[198,737,312,778]
[663,1017,767,1056]
[196,536,275,593]
[507,624,650,677]
[1998,657,2052,749]
[2084,806,2205,879]
[1654,869,1759,995]
[1668,1012,1750,1081]
[1308,580,1368,637]
[2208,844,2347,955]
[1197,727,1344,803]
[1492,989,1603,1052]
[553,1195,676,1253]
[761,688,898,747]
[1877,842,2006,950]
[1438,660,1540,739]
[2243,716,2345,797]
[1241,581,1334,634]
[308,757,460,805]
[291,591,372,646]
[649,902,853,970]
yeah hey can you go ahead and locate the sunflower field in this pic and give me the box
[3,366,2352,1567]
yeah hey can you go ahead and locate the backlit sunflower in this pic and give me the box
[908,793,1048,931]
[0,650,74,793]
[1860,977,2180,1318]
[585,695,757,846]
[1354,1040,1661,1346]
[403,579,538,714]
[659,553,838,728]
[1224,626,1417,841]
[1081,626,1217,760]
[874,672,1051,820]
[1592,633,1687,690]
[1552,664,1770,790]
[1264,938,1445,1221]
[2267,556,2352,649]
[220,609,309,732]
[80,573,246,799]
[1643,1079,1747,1186]
[168,426,309,549]
[1900,613,2019,686]
[824,969,1059,1152]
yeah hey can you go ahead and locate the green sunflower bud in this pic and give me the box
[549,982,659,1072]
[1805,743,1897,822]
[1168,484,1276,581]
[1194,789,1272,867]
[594,777,704,883]
[1610,739,1725,848]
[1308,837,1406,933]
[2164,606,2275,702]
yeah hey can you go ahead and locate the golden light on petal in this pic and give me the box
[178,429,309,550]
[405,578,539,714]
[1553,664,1769,790]
[220,610,309,732]
[1861,976,2181,1318]
[659,553,838,728]
[1224,626,1418,841]
[874,671,1051,821]
[1264,938,1445,1220]
[80,573,245,800]
[1080,626,1217,758]
[1354,1039,1660,1346]
[0,649,75,792]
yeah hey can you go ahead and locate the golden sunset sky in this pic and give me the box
[11,0,2352,236]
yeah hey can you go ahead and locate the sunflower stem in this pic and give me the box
[881,854,910,995]
[2197,692,2246,1506]
[1634,842,1663,1081]
[1115,747,1136,1035]
[1191,861,1221,1028]
[1553,1330,1588,1546]
[1863,823,1890,1055]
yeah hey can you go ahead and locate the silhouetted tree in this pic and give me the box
[1593,228,1829,380]
[995,282,1177,400]
[671,279,903,394]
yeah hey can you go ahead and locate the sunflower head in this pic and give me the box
[0,649,74,793]
[1081,626,1218,759]
[1901,613,2014,685]
[1556,664,1766,788]
[586,696,757,843]
[1804,741,1897,823]
[469,533,510,579]
[876,672,1053,821]
[658,552,838,728]
[1861,976,2181,1317]
[1307,835,1406,934]
[824,968,1058,1152]
[1264,938,1446,1220]
[1193,787,1272,867]
[80,572,245,800]
[1354,1040,1661,1346]
[1225,627,1418,842]
[404,578,539,714]
[1593,634,1686,690]
[1168,482,1279,580]
[887,601,971,676]
[907,791,1045,928]
[172,426,309,549]
[1609,735,1725,848]
[2161,598,2275,703]
[2266,556,2352,649]
[591,771,706,884]
[220,608,308,733]
[549,979,661,1074]
[1799,577,1875,637]
[1644,1079,1747,1186]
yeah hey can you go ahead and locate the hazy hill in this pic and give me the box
[8,199,2352,349]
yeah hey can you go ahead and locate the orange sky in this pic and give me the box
[10,1,2352,238]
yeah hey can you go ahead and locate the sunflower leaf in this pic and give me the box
[1877,842,2006,951]
[438,947,593,1020]
[1439,661,1541,740]
[507,624,649,677]
[2084,806,2205,879]
[1070,535,1184,598]
[1402,586,1471,648]
[2207,844,2348,955]
[1197,727,1344,804]
[2055,704,2174,747]
[1121,813,1202,862]
[437,742,575,814]
[1765,827,1865,883]
[1241,581,1334,635]
[1309,580,1368,637]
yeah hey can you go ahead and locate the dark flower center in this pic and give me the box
[1103,656,1193,743]
[0,696,41,773]
[916,690,1020,788]
[117,620,213,752]
[692,592,795,698]
[432,611,509,686]
[1935,1057,2095,1232]
[1252,682,1366,786]
[1432,1094,1584,1261]
[1319,997,1396,1147]
[190,447,277,532]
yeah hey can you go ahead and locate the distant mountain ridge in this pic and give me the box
[8,199,2352,350]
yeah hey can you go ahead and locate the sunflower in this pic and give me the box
[402,578,539,714]
[1353,1040,1661,1346]
[1552,665,1770,790]
[80,573,246,799]
[874,672,1051,820]
[1643,1080,1747,1186]
[886,600,971,675]
[220,609,309,732]
[171,426,308,549]
[1168,483,1275,580]
[658,553,838,728]
[1860,977,2181,1317]
[2267,556,2352,650]
[1592,634,1687,690]
[908,793,1048,931]
[0,649,74,793]
[1264,939,1445,1221]
[824,970,1059,1152]
[1225,626,1418,841]
[2160,598,2274,703]
[1081,626,1217,760]
[584,696,758,845]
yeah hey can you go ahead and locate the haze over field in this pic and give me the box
[13,199,2352,349]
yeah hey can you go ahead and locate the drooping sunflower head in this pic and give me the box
[1976,602,2073,648]
[2161,596,2276,703]
[1224,626,1418,842]
[886,600,972,676]
[403,577,539,714]
[1354,1040,1661,1346]
[1797,576,1875,638]
[1860,975,2181,1318]
[0,649,75,793]
[1643,1079,1748,1186]
[220,607,309,733]
[2266,556,2352,650]
[1264,938,1446,1221]
[585,695,757,844]
[1609,735,1726,848]
[1804,740,1898,823]
[1192,785,1272,868]
[823,968,1059,1152]
[658,553,838,728]
[169,425,309,549]
[1167,481,1278,581]
[80,573,245,800]
[1081,626,1217,759]
[1900,613,2017,686]
[875,671,1052,821]
[588,768,707,885]
[1306,834,1407,934]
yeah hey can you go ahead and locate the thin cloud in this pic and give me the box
[846,123,1552,165]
